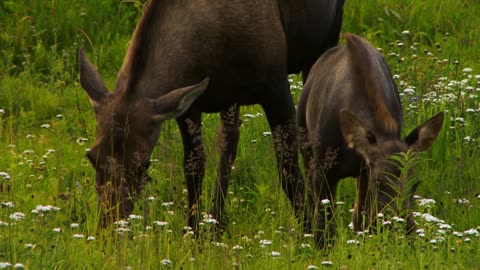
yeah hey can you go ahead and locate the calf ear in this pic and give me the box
[405,112,444,152]
[78,48,110,110]
[151,78,209,122]
[339,109,378,164]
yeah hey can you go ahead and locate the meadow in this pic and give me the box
[1,0,480,269]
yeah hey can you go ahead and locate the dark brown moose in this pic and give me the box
[78,0,345,230]
[297,34,444,248]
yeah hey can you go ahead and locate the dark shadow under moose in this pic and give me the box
[297,34,444,249]
[77,0,346,233]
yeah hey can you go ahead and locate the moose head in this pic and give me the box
[340,109,444,232]
[78,48,209,225]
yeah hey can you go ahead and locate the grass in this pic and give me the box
[1,0,480,269]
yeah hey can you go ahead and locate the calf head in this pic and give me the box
[78,49,209,225]
[339,109,444,232]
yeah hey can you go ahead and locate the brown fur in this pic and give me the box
[297,34,444,248]
[78,0,345,230]
[345,34,398,134]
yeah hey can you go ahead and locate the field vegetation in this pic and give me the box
[1,0,480,269]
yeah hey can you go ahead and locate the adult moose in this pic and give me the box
[78,0,345,231]
[297,34,444,248]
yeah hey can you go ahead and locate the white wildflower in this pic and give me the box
[300,243,311,249]
[162,201,174,207]
[161,259,172,266]
[0,262,12,269]
[439,224,452,230]
[259,239,272,246]
[1,202,14,208]
[270,251,281,257]
[393,216,405,223]
[321,199,330,205]
[0,172,12,180]
[453,231,463,238]
[417,198,436,206]
[154,221,168,227]
[146,196,157,201]
[464,228,479,236]
[421,213,445,224]
[232,245,243,251]
[128,214,143,220]
[321,261,333,266]
[114,220,129,227]
[9,212,25,221]
[404,88,415,94]
[454,198,470,204]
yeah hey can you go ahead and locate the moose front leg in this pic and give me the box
[312,167,338,249]
[211,104,241,234]
[353,169,374,232]
[177,113,205,233]
[296,92,314,233]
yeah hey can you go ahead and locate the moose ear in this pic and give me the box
[78,48,110,110]
[151,78,209,122]
[339,109,377,164]
[404,112,444,152]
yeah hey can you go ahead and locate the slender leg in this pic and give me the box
[296,85,314,232]
[177,112,205,233]
[312,165,338,249]
[211,104,241,233]
[353,169,373,231]
[261,79,305,223]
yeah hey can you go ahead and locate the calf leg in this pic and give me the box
[353,170,374,231]
[177,112,205,233]
[211,104,241,233]
[296,86,314,232]
[261,80,305,223]
[312,165,338,249]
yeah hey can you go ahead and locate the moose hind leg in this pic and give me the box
[211,104,241,234]
[177,112,205,233]
[262,80,305,223]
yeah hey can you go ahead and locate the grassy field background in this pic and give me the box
[1,0,480,269]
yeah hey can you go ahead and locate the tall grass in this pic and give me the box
[1,0,480,269]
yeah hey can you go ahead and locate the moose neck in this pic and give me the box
[115,1,195,99]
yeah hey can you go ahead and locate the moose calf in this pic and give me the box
[297,34,444,248]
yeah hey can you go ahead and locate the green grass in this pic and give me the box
[1,0,480,269]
